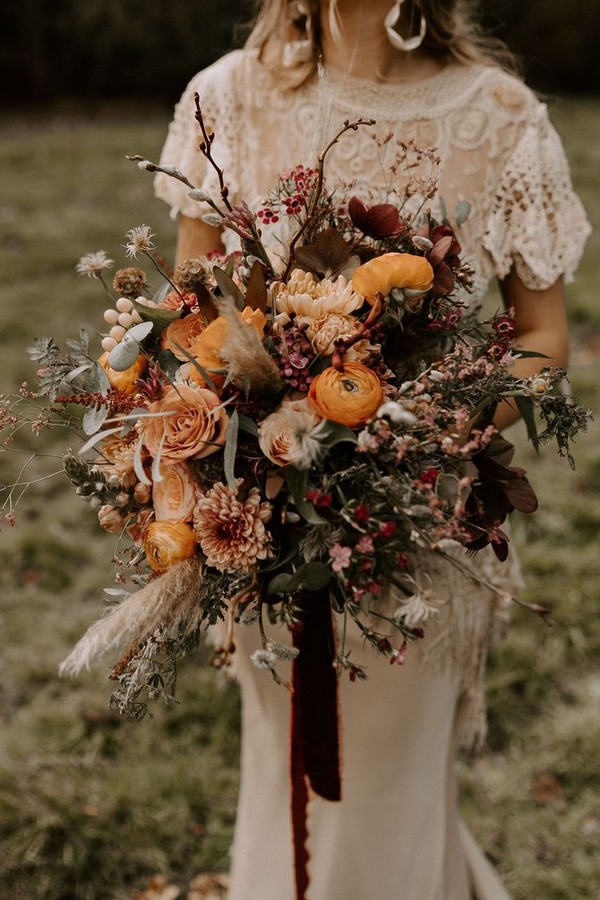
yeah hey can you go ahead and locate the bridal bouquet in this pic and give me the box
[2,108,588,718]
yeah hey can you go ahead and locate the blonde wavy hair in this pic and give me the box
[246,0,518,89]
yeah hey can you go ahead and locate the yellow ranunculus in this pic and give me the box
[143,521,197,572]
[351,253,434,304]
[308,362,384,428]
[98,351,148,394]
[189,306,267,389]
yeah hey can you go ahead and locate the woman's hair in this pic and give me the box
[246,1,518,88]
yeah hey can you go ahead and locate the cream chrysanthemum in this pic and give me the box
[273,269,364,325]
[193,479,273,572]
[101,438,141,489]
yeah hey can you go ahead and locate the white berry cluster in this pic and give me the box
[101,297,157,353]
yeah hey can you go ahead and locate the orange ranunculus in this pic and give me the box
[160,312,207,361]
[98,351,148,394]
[308,362,384,428]
[152,460,197,523]
[351,253,434,304]
[188,307,267,389]
[143,521,197,572]
[143,384,228,465]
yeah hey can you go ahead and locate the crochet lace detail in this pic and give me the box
[155,49,589,296]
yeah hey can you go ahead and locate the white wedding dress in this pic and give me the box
[155,49,589,900]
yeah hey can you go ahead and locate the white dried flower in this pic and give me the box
[75,250,115,279]
[124,225,156,259]
[251,649,278,670]
[376,401,417,426]
[393,589,438,628]
[523,374,551,399]
[188,188,211,202]
[266,641,300,661]
[356,429,380,453]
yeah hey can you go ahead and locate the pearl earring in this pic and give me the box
[384,1,427,52]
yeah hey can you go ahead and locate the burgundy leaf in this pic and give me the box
[431,261,455,295]
[348,197,403,238]
[428,235,455,266]
[431,224,461,257]
[294,229,352,278]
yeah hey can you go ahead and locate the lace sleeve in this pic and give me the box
[483,104,591,290]
[154,53,242,220]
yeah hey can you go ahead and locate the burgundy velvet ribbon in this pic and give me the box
[290,589,342,900]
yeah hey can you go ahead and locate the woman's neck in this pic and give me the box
[320,1,445,83]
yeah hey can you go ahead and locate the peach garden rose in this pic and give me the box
[143,384,228,465]
[152,460,197,523]
[258,398,324,468]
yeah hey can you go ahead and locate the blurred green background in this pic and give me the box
[1,3,599,899]
[2,0,600,106]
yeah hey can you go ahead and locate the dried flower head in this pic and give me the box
[174,257,211,295]
[75,251,114,279]
[112,267,147,297]
[193,479,273,572]
[124,225,156,259]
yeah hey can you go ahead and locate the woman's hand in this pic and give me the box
[496,268,570,431]
[176,214,224,266]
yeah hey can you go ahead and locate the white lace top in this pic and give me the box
[155,48,590,300]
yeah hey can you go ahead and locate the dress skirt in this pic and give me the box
[226,601,513,900]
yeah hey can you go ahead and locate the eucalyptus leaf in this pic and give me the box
[76,361,111,396]
[172,341,218,393]
[266,562,332,595]
[266,572,295,595]
[285,467,327,525]
[155,349,181,380]
[213,266,245,311]
[127,321,154,343]
[238,413,259,438]
[438,194,448,224]
[82,404,109,436]
[289,562,332,591]
[131,298,182,330]
[79,424,129,456]
[317,420,358,456]
[134,432,152,486]
[454,200,471,226]
[64,363,91,382]
[107,338,140,372]
[150,281,173,305]
[516,395,539,448]
[224,409,239,489]
[510,350,551,360]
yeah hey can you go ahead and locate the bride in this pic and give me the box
[154,2,589,898]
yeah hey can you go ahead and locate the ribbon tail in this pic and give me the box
[290,588,342,900]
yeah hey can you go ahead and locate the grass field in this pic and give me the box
[0,98,599,899]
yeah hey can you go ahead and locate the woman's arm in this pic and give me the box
[495,268,570,431]
[176,214,225,265]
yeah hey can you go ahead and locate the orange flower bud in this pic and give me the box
[98,351,148,394]
[161,312,207,361]
[351,253,433,304]
[308,362,384,428]
[188,306,267,389]
[143,521,197,572]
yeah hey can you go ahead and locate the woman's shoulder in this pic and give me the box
[474,65,543,119]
